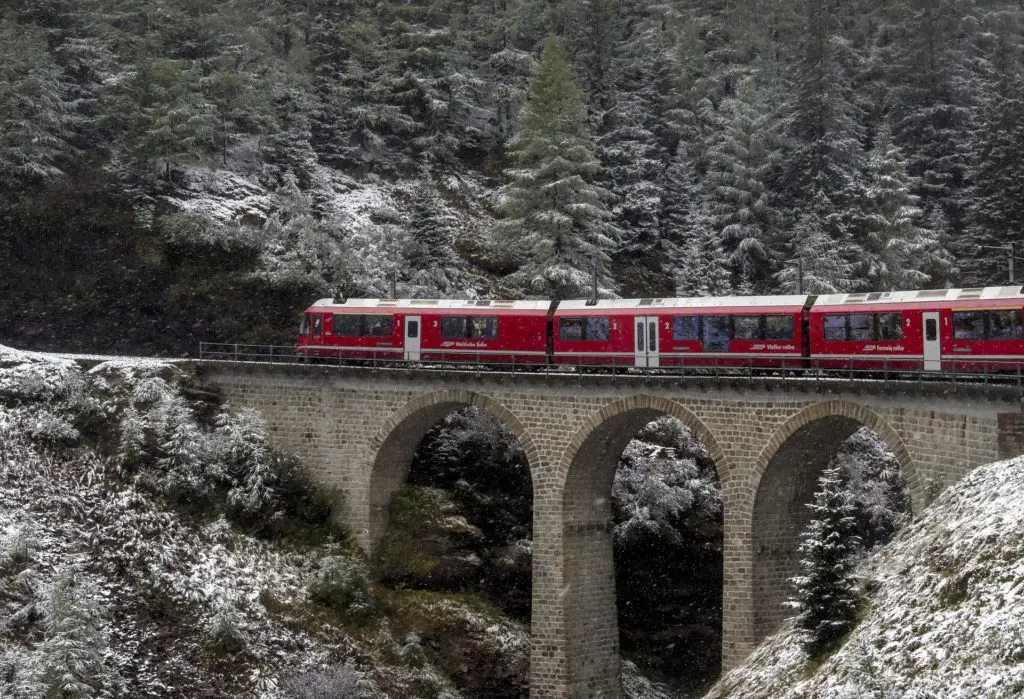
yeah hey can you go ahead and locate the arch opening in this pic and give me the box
[753,413,911,642]
[561,399,724,696]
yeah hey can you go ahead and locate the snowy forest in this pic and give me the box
[3,0,1024,355]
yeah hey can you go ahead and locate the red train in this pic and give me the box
[296,286,1024,374]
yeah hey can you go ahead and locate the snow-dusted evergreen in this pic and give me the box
[497,35,621,300]
[790,466,862,658]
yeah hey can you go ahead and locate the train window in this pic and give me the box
[703,316,731,351]
[636,322,644,351]
[470,316,498,339]
[559,316,611,341]
[333,314,393,337]
[953,311,984,340]
[823,315,847,342]
[407,320,419,339]
[334,315,361,336]
[764,315,795,340]
[733,316,761,341]
[987,309,1023,340]
[313,314,322,335]
[585,317,611,341]
[559,318,584,341]
[300,314,311,336]
[442,316,498,339]
[672,316,701,341]
[365,315,392,337]
[848,314,873,341]
[876,312,903,341]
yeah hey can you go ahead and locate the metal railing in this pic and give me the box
[197,342,1024,387]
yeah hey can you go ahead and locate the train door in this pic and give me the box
[633,316,660,367]
[311,313,323,352]
[405,315,421,361]
[922,311,940,371]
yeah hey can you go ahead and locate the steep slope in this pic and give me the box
[706,456,1024,699]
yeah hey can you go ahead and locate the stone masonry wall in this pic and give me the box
[194,363,1020,697]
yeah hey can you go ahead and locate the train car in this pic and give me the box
[297,298,551,365]
[552,295,809,368]
[652,295,810,369]
[809,286,1024,373]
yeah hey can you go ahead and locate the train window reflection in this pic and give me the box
[703,316,731,351]
[876,312,903,341]
[764,315,794,340]
[848,314,873,341]
[733,316,761,340]
[953,311,984,340]
[823,315,846,342]
[558,316,610,341]
[672,316,701,341]
[988,309,1023,340]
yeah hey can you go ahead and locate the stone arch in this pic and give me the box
[361,389,539,553]
[554,394,727,696]
[750,400,915,641]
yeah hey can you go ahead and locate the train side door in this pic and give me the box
[922,311,940,371]
[405,315,421,361]
[633,316,660,367]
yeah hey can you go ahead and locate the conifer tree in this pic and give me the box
[776,199,854,295]
[861,124,943,291]
[497,35,620,299]
[790,466,862,658]
[37,566,111,698]
[404,181,461,296]
[705,79,784,291]
[0,17,78,188]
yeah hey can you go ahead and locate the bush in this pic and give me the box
[309,556,376,623]
[280,662,365,699]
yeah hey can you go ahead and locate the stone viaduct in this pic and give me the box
[192,361,1024,698]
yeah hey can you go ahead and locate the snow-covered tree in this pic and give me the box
[497,35,621,300]
[661,155,731,297]
[706,78,785,291]
[404,181,461,297]
[36,566,111,697]
[861,124,943,291]
[791,465,862,658]
[0,16,78,188]
[253,172,342,295]
[776,194,855,294]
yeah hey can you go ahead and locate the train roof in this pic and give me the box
[813,286,1024,307]
[556,295,809,311]
[309,298,552,312]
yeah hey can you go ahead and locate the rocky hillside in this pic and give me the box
[705,456,1024,699]
[0,344,676,698]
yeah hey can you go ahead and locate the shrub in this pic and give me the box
[309,556,376,623]
[280,662,364,699]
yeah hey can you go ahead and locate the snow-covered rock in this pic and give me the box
[706,455,1024,699]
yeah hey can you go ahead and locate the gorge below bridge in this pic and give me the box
[192,360,1024,698]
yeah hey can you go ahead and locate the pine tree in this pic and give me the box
[963,14,1024,286]
[776,199,854,295]
[0,16,78,188]
[861,124,943,291]
[705,78,785,291]
[497,35,621,299]
[404,181,461,296]
[37,566,111,698]
[790,465,862,658]
[660,155,730,296]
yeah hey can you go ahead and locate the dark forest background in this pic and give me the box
[2,0,1022,353]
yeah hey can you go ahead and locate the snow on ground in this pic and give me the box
[706,455,1024,699]
[0,345,510,697]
